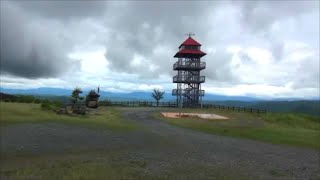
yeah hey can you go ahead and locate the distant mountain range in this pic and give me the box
[0,87,318,102]
[0,87,264,101]
[1,87,319,116]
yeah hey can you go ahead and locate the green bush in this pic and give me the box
[34,99,42,104]
[53,100,62,107]
[17,95,35,103]
[41,100,62,111]
[41,101,52,110]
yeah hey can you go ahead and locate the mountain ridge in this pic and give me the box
[0,87,319,101]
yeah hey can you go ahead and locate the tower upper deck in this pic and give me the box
[174,37,206,58]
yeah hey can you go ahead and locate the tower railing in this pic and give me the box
[172,89,204,96]
[173,61,206,70]
[173,75,205,83]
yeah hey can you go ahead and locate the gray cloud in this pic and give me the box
[0,0,318,97]
[103,1,216,78]
[204,49,239,83]
[291,53,320,89]
[12,0,108,20]
[238,0,319,33]
[103,1,319,83]
[270,41,285,61]
[0,1,80,78]
[237,0,319,62]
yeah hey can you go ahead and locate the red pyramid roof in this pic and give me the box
[179,37,202,48]
[174,49,206,58]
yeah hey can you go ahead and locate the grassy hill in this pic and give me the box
[0,102,140,131]
[208,100,320,116]
[252,100,320,116]
[157,108,320,149]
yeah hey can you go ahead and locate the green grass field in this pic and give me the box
[156,108,320,150]
[0,102,255,179]
[1,102,318,179]
[2,102,318,149]
[0,102,140,131]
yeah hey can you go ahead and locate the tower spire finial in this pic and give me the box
[185,32,195,37]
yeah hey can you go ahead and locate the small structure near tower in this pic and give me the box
[172,34,206,108]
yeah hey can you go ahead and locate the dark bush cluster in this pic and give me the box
[1,95,40,103]
[41,100,63,111]
[0,93,63,111]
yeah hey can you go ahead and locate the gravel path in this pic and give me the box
[1,107,319,179]
[121,108,320,179]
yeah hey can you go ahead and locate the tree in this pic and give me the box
[152,89,165,107]
[70,87,84,106]
[85,89,100,108]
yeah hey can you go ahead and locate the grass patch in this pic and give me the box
[0,102,140,131]
[1,151,256,180]
[268,168,288,177]
[155,163,257,180]
[0,151,147,180]
[2,160,145,180]
[156,108,320,149]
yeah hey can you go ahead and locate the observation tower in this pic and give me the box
[172,34,206,108]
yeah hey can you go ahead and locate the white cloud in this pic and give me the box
[204,83,318,99]
[68,47,108,74]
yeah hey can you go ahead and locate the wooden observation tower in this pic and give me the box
[172,34,206,108]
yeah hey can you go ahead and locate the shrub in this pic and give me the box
[34,99,42,104]
[41,101,52,110]
[53,100,62,107]
[41,100,62,111]
[18,95,36,103]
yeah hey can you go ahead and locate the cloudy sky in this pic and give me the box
[0,0,319,98]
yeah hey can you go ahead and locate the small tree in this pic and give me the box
[152,89,165,107]
[85,89,100,108]
[70,87,84,107]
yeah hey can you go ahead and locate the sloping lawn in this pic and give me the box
[0,102,140,131]
[157,108,320,150]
